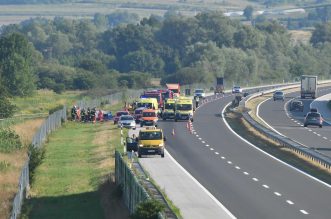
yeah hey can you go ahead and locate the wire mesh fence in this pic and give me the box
[9,107,67,219]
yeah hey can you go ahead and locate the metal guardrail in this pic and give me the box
[239,80,331,171]
[10,107,67,219]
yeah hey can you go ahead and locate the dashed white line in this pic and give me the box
[221,156,226,159]
[262,184,269,189]
[323,137,327,140]
[286,200,294,205]
[243,172,249,175]
[215,152,219,155]
[196,134,199,137]
[300,210,309,215]
[235,166,241,170]
[198,137,202,140]
[227,161,232,164]
[313,132,317,134]
[252,178,259,182]
[210,148,214,151]
[205,144,209,147]
[308,129,312,132]
[202,141,205,143]
[274,192,282,196]
[317,134,321,137]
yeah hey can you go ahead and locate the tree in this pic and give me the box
[133,199,165,219]
[243,6,254,21]
[311,23,331,46]
[0,87,16,119]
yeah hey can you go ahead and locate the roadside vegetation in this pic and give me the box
[225,110,331,184]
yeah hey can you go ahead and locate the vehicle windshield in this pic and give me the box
[195,89,204,93]
[135,109,143,114]
[143,112,156,117]
[137,103,153,109]
[120,116,133,121]
[139,131,162,140]
[176,104,192,110]
[170,89,179,94]
[275,91,283,95]
[145,94,160,102]
[117,112,129,116]
[165,103,174,110]
[234,86,240,89]
[293,101,302,105]
[307,113,320,118]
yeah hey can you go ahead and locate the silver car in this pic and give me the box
[118,115,136,129]
[273,91,285,101]
[194,89,206,99]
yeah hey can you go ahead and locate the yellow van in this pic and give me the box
[162,98,176,120]
[175,98,194,122]
[136,98,159,112]
[138,127,165,158]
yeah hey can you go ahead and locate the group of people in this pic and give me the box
[71,106,104,123]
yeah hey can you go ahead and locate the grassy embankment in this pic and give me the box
[0,90,83,219]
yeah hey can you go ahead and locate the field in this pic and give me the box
[0,0,263,26]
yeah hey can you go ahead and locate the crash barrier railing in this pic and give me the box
[10,107,67,219]
[115,151,165,219]
[76,89,144,109]
[238,80,331,171]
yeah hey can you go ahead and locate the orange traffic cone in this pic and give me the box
[172,128,175,136]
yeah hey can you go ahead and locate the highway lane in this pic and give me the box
[159,93,331,219]
[259,86,331,157]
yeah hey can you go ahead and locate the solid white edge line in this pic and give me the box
[300,210,309,215]
[286,200,294,205]
[165,149,236,218]
[222,102,331,189]
[256,98,285,136]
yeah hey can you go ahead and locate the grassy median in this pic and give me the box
[20,120,129,219]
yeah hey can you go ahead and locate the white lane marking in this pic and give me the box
[317,134,321,137]
[313,132,317,134]
[205,144,209,147]
[215,152,219,155]
[165,150,236,218]
[196,134,199,137]
[221,156,226,159]
[274,192,282,196]
[235,166,241,170]
[308,129,312,132]
[227,161,232,164]
[262,184,269,189]
[198,137,202,140]
[286,200,294,205]
[252,178,259,182]
[202,141,205,143]
[293,120,297,123]
[291,118,294,120]
[323,137,327,140]
[256,99,285,136]
[300,210,309,215]
[210,148,214,151]
[193,132,197,134]
[222,101,331,189]
[243,172,249,175]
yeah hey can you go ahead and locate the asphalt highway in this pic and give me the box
[259,86,331,157]
[158,92,331,219]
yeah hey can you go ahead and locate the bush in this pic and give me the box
[0,96,16,119]
[28,144,45,183]
[0,160,10,172]
[132,199,165,219]
[0,128,23,153]
[48,105,64,115]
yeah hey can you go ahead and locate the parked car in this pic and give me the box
[273,91,285,101]
[304,112,323,128]
[113,110,129,124]
[118,115,136,129]
[194,89,206,99]
[232,86,242,94]
[289,100,304,112]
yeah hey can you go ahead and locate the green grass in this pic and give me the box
[12,90,83,115]
[20,121,124,219]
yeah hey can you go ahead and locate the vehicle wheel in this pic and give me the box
[140,123,143,127]
[175,119,178,122]
[191,118,194,122]
[133,127,136,130]
[161,153,164,158]
[138,153,142,158]
[163,117,166,121]
[304,124,307,127]
[273,98,275,101]
[319,125,322,128]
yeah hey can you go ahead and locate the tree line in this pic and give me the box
[1,11,331,117]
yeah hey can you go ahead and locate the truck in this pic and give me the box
[175,97,194,122]
[141,90,164,108]
[162,98,176,120]
[301,75,317,99]
[137,127,166,158]
[166,83,180,98]
[214,77,224,94]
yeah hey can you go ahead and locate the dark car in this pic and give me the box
[304,112,323,128]
[273,91,285,101]
[289,100,304,112]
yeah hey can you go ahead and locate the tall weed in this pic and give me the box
[0,128,23,153]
